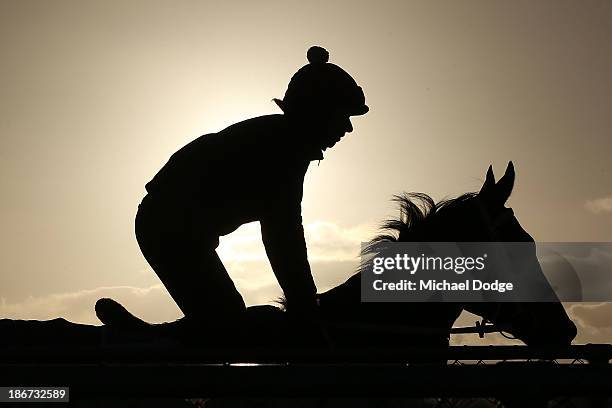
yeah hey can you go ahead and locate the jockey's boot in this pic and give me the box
[95,298,151,331]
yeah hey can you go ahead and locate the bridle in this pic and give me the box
[473,200,532,340]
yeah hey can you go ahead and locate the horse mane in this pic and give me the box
[279,192,478,307]
[359,192,477,269]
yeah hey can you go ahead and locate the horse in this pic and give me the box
[310,162,577,348]
[95,162,576,349]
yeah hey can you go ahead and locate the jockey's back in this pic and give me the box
[144,114,317,236]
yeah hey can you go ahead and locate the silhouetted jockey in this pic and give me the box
[136,46,368,331]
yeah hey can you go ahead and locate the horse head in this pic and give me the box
[318,162,577,346]
[462,162,577,346]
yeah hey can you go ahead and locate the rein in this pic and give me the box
[321,319,512,338]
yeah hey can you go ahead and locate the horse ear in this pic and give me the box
[479,165,495,195]
[492,161,515,205]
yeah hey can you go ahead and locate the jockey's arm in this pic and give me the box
[260,202,318,316]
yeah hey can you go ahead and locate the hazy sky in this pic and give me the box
[1,0,611,344]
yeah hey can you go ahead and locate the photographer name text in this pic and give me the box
[373,279,513,293]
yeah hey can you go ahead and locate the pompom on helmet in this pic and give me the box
[275,46,369,117]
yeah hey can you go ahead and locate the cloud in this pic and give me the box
[567,302,612,331]
[0,258,361,326]
[226,259,360,305]
[216,220,373,305]
[0,221,378,326]
[0,220,371,325]
[305,221,377,262]
[0,285,182,325]
[585,197,612,214]
[217,221,377,264]
[565,302,612,344]
[217,222,268,263]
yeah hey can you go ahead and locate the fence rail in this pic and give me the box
[1,344,611,399]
